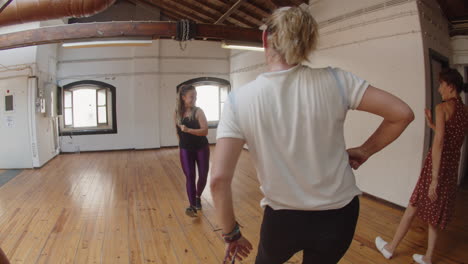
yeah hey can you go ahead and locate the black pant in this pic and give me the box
[255,196,360,264]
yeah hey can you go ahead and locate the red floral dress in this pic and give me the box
[410,97,468,229]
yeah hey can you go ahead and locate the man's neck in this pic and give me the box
[265,50,297,72]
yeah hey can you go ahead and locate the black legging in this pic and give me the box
[255,196,360,264]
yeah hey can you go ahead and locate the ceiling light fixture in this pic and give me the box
[62,39,153,48]
[221,40,264,52]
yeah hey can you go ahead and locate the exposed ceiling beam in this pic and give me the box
[451,21,468,36]
[215,0,245,24]
[196,0,261,27]
[269,0,291,8]
[160,9,183,21]
[0,0,13,13]
[290,0,306,5]
[435,0,468,22]
[127,0,161,17]
[0,21,262,51]
[242,1,270,19]
[168,0,249,27]
[259,0,277,12]
[169,0,218,23]
[142,0,211,24]
[234,6,264,25]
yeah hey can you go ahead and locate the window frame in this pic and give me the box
[59,80,117,136]
[177,77,231,128]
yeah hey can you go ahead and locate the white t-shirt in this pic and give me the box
[217,65,369,210]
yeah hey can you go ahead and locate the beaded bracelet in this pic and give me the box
[222,222,242,243]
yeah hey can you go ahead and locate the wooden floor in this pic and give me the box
[0,147,466,264]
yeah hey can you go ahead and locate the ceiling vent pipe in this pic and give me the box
[0,0,116,27]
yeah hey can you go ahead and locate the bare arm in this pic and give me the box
[210,138,244,234]
[348,86,415,169]
[428,104,446,202]
[181,109,209,136]
[210,138,252,260]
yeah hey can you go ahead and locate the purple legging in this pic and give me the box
[179,146,210,207]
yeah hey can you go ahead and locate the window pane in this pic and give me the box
[196,85,219,122]
[64,108,72,126]
[64,91,72,108]
[98,89,107,106]
[220,86,228,102]
[73,89,97,127]
[98,106,107,124]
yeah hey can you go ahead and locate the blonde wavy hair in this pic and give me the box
[265,6,319,65]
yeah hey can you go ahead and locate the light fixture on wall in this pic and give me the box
[62,38,153,48]
[221,40,264,52]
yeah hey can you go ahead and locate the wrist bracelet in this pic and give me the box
[223,231,242,243]
[222,222,239,237]
[222,222,241,243]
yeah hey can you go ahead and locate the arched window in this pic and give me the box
[177,77,230,128]
[59,81,117,135]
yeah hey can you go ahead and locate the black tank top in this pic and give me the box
[177,108,209,150]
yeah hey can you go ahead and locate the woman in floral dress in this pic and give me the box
[375,68,468,264]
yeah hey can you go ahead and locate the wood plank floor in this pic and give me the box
[0,147,466,264]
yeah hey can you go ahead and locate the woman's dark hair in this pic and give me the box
[175,84,196,124]
[439,68,468,94]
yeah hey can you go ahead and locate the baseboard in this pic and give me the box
[361,192,405,211]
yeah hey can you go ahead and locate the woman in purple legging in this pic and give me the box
[175,84,210,217]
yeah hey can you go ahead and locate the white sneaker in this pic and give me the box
[413,254,429,264]
[375,236,393,259]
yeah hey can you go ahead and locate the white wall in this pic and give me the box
[230,50,266,91]
[0,20,75,168]
[0,23,39,67]
[229,49,267,151]
[0,76,33,168]
[57,40,230,152]
[0,23,39,168]
[35,44,60,166]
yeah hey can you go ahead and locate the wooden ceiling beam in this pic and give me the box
[127,0,161,18]
[0,0,13,13]
[142,0,211,24]
[269,0,291,8]
[435,0,468,22]
[215,0,245,24]
[157,0,254,27]
[239,2,269,24]
[199,0,263,27]
[169,0,249,27]
[0,21,262,51]
[160,9,183,21]
[244,0,274,15]
[167,0,218,23]
[184,0,257,27]
[292,0,305,6]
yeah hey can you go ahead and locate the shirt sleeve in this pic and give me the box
[332,68,370,110]
[216,93,245,140]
